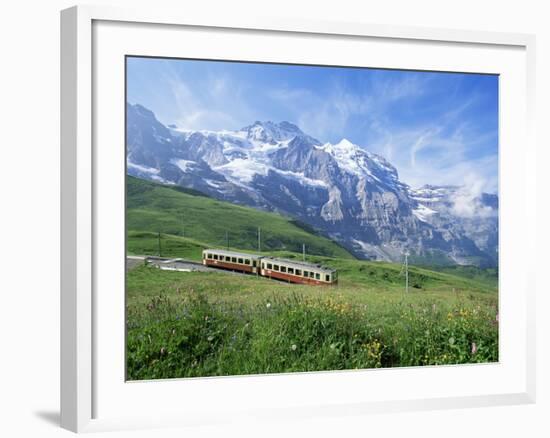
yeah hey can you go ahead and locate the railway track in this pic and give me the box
[126,256,250,276]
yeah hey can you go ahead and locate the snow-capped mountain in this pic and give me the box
[127,103,498,266]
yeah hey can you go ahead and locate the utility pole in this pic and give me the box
[158,232,162,257]
[181,213,185,238]
[303,243,306,261]
[405,251,409,294]
[258,227,261,253]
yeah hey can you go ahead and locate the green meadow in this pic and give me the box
[126,176,499,380]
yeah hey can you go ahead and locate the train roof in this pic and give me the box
[260,256,336,274]
[203,248,263,260]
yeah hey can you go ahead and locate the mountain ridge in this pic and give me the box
[126,103,498,267]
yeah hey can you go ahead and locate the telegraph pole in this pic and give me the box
[303,243,306,261]
[258,227,261,253]
[405,251,409,294]
[181,213,185,238]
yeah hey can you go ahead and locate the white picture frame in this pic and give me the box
[60,4,537,433]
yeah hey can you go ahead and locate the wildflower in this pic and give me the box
[448,337,455,345]
[160,347,167,356]
[291,344,297,351]
[207,335,214,342]
[471,342,478,354]
[266,302,271,309]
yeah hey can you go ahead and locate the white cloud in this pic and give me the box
[449,174,497,218]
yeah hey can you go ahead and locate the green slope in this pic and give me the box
[126,178,498,379]
[126,176,354,259]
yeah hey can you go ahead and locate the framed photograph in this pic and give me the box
[61,5,536,433]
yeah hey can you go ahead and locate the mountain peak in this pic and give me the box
[128,102,156,120]
[241,120,320,145]
[334,138,356,150]
[247,120,300,130]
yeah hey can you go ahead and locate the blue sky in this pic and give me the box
[127,56,498,193]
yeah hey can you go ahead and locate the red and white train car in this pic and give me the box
[202,249,262,274]
[260,257,337,286]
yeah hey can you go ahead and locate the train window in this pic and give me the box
[267,263,272,270]
[315,273,320,280]
[238,258,243,264]
[231,257,237,263]
[253,260,257,267]
[325,275,330,282]
[295,269,301,276]
[288,267,294,274]
[273,265,279,271]
[309,272,315,278]
[225,256,231,262]
[303,270,309,277]
[244,259,250,265]
[280,266,287,273]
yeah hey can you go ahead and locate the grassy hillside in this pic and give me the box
[127,176,353,259]
[125,175,498,380]
[425,265,498,288]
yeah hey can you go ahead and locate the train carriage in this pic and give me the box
[260,257,338,286]
[202,249,263,274]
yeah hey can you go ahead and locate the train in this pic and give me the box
[202,248,338,286]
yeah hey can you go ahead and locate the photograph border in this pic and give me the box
[61,5,536,433]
